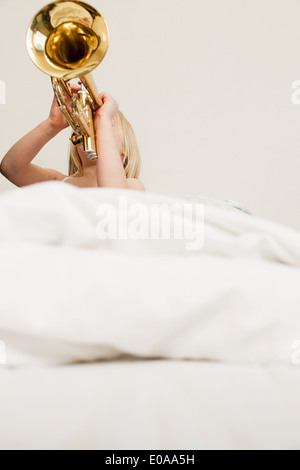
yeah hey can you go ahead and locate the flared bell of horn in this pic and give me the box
[26,0,109,81]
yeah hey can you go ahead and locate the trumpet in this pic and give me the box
[26,0,109,160]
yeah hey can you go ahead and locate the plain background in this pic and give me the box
[0,0,300,231]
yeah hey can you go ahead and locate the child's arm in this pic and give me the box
[0,89,78,187]
[94,92,146,191]
[0,120,65,186]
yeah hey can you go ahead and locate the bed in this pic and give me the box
[0,181,300,450]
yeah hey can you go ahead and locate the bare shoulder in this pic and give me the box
[127,178,146,192]
[53,171,69,181]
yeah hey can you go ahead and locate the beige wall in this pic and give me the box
[1,0,300,230]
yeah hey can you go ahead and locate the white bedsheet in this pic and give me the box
[0,182,299,367]
[0,181,299,264]
[0,359,300,450]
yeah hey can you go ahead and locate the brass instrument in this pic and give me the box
[26,0,109,160]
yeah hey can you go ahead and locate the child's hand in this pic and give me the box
[47,84,81,131]
[94,92,119,122]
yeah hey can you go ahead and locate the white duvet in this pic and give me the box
[0,181,300,368]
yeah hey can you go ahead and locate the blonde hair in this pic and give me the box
[68,110,142,179]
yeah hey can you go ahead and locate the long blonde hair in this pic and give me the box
[68,110,142,178]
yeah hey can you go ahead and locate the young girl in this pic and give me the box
[0,89,146,191]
